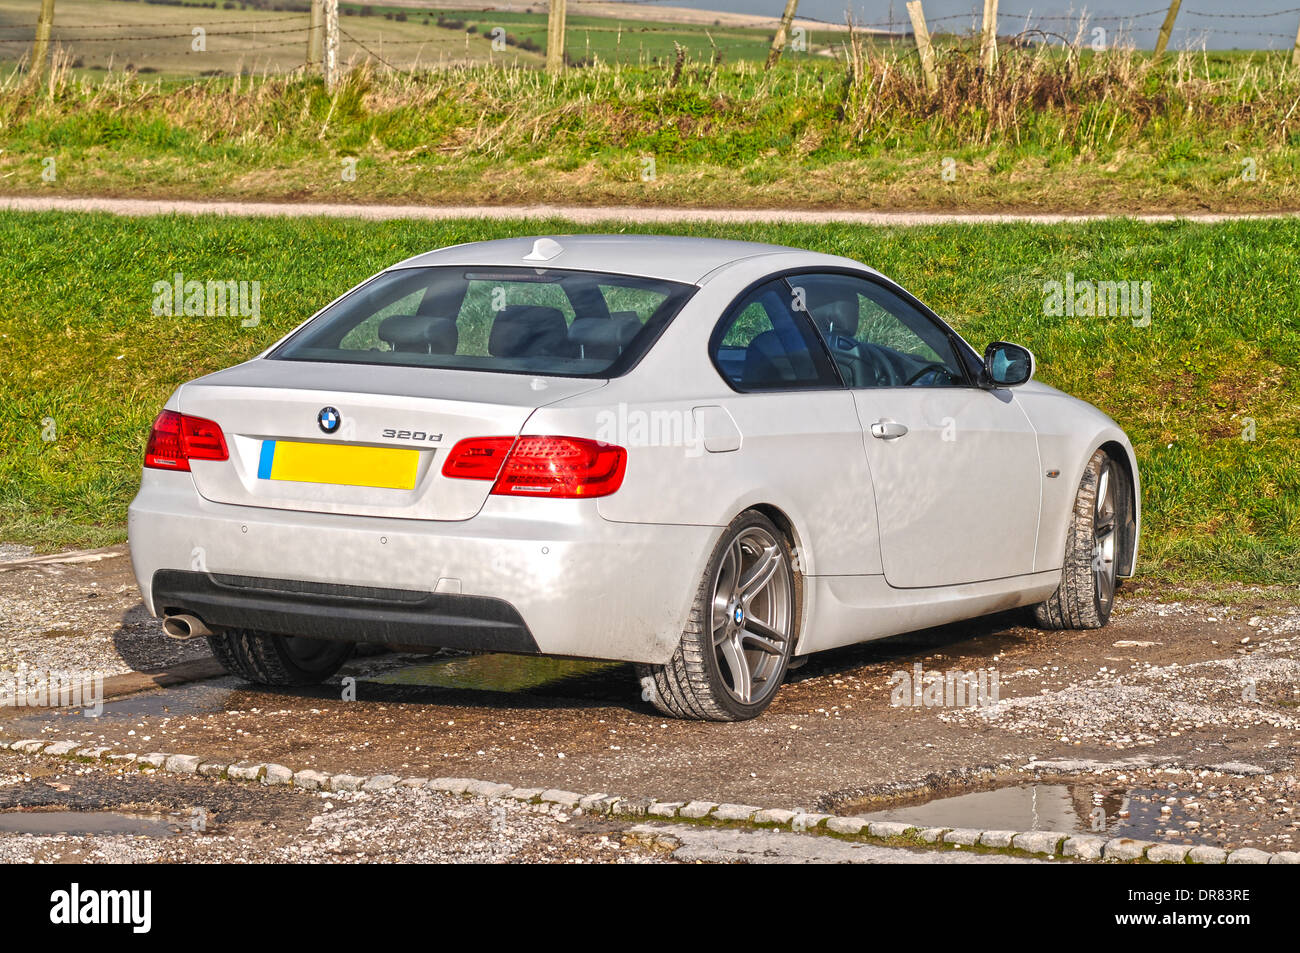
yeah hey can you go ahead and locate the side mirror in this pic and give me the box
[982,341,1035,388]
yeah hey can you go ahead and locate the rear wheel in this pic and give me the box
[1034,449,1125,630]
[637,511,798,721]
[208,629,353,687]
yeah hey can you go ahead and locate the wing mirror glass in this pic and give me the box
[983,341,1035,387]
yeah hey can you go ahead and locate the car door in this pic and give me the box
[788,272,1042,589]
[704,277,883,577]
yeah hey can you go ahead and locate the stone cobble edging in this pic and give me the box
[2,737,1293,864]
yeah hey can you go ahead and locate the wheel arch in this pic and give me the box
[735,502,810,648]
[1096,439,1141,577]
[746,502,803,564]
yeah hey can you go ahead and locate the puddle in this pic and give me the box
[2,680,241,732]
[0,654,636,734]
[365,654,629,699]
[852,783,1197,841]
[0,811,181,837]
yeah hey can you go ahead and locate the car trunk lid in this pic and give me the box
[178,359,605,521]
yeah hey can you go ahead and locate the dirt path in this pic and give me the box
[2,551,1298,857]
[4,195,1298,225]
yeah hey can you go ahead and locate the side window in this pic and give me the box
[711,279,840,391]
[790,274,967,388]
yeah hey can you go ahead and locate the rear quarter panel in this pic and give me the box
[529,253,889,578]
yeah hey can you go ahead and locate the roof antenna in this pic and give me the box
[523,238,564,262]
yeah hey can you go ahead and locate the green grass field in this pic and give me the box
[1,212,1296,586]
[5,34,1300,213]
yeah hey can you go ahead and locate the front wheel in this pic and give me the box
[637,511,798,721]
[208,629,353,687]
[1034,449,1127,630]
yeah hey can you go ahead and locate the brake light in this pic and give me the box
[144,410,229,471]
[441,435,627,498]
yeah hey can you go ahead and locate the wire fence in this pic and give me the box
[2,3,1299,76]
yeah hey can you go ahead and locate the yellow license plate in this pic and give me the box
[257,440,419,490]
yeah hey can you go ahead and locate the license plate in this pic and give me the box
[257,440,420,490]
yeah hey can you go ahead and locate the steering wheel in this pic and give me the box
[902,362,950,386]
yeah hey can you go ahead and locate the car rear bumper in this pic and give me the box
[128,470,717,664]
[149,570,542,654]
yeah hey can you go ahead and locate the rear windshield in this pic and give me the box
[270,266,697,378]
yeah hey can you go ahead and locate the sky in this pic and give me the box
[633,1,1300,51]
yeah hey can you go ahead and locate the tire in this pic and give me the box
[1034,449,1126,630]
[637,511,799,721]
[207,629,353,687]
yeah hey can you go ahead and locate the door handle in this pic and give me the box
[870,420,909,440]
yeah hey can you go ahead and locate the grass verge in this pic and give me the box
[4,40,1300,212]
[0,211,1296,585]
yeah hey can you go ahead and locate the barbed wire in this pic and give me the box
[0,14,307,33]
[29,26,313,44]
[1184,7,1300,17]
[337,27,400,71]
[2,4,1299,62]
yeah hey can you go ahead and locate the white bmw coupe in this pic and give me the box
[129,235,1140,720]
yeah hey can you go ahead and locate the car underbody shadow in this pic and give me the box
[786,606,1041,685]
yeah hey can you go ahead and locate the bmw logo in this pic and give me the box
[317,407,341,434]
[733,607,744,625]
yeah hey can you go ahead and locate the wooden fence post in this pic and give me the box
[907,0,938,94]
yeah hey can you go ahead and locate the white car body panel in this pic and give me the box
[128,235,1141,667]
[129,469,714,663]
[852,385,1041,588]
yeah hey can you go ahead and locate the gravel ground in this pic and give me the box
[623,823,1050,864]
[0,546,207,703]
[2,551,1298,859]
[0,751,663,864]
[943,610,1300,744]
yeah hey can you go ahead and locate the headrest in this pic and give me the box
[809,298,859,339]
[742,327,816,386]
[377,314,458,354]
[567,313,641,354]
[488,305,576,359]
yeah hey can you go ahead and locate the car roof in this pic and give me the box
[391,234,864,285]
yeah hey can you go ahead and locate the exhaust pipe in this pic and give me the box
[162,613,212,640]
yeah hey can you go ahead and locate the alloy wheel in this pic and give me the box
[709,526,793,705]
[1092,461,1118,613]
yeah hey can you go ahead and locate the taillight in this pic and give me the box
[440,437,515,481]
[441,435,627,499]
[144,410,229,471]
